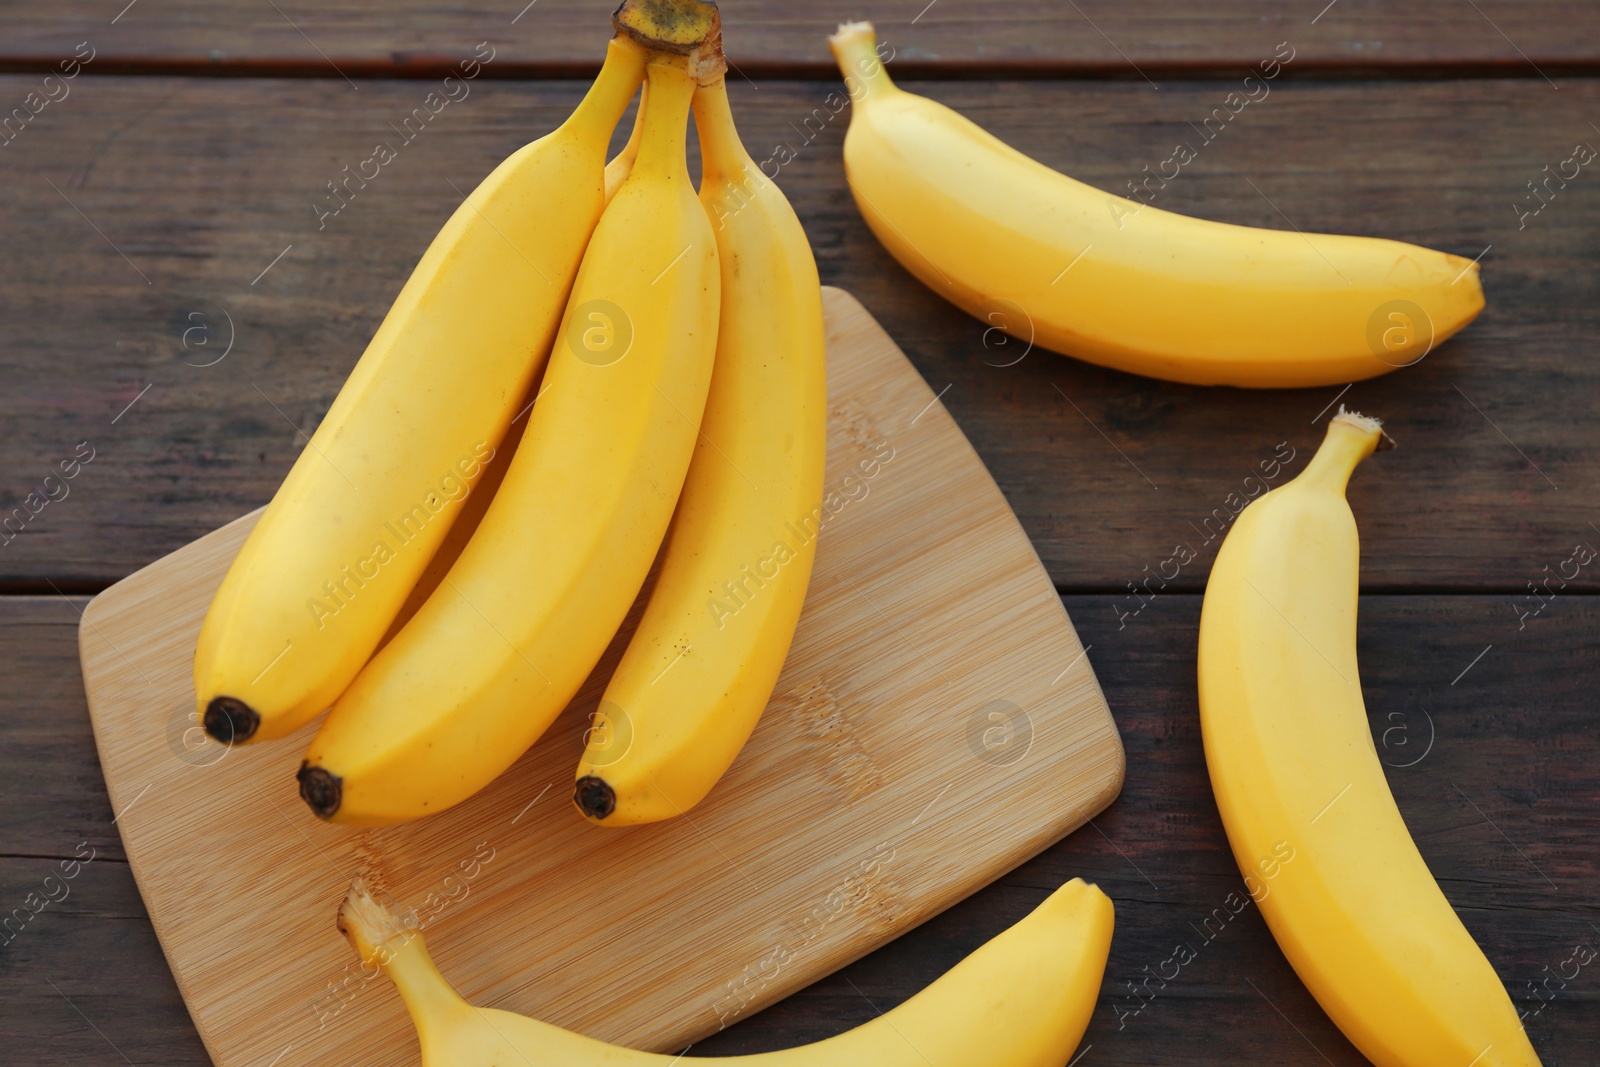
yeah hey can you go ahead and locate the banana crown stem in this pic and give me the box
[829,20,896,104]
[612,0,727,84]
[629,60,698,181]
[562,36,649,149]
[691,77,756,183]
[338,880,471,1020]
[612,0,718,53]
[1298,407,1388,495]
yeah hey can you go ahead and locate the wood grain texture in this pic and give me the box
[0,2,1597,74]
[6,593,1594,1064]
[71,289,1120,1067]
[0,76,1595,594]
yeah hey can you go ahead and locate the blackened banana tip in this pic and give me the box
[574,776,616,821]
[298,763,342,818]
[203,696,258,744]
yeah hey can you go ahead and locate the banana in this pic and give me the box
[338,875,1112,1067]
[605,82,647,203]
[297,36,723,826]
[376,391,532,648]
[573,76,827,826]
[1198,410,1540,1066]
[192,35,647,745]
[827,22,1484,389]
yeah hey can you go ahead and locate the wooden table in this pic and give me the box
[2,3,1596,1062]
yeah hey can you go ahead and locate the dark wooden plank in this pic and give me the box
[0,598,124,860]
[1,76,1596,593]
[0,855,211,1065]
[3,593,1595,1063]
[0,595,200,1061]
[2,2,1599,75]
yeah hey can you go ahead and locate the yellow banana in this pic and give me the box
[828,22,1484,388]
[297,43,722,826]
[573,76,827,826]
[1198,410,1540,1066]
[192,35,647,744]
[605,82,647,203]
[338,875,1112,1067]
[376,396,531,648]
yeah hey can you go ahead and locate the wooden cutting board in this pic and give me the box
[79,286,1122,1067]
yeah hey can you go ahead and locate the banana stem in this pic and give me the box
[628,59,698,183]
[560,35,648,148]
[604,80,650,203]
[338,880,472,1022]
[1298,408,1388,494]
[691,77,755,185]
[612,0,726,83]
[618,81,650,167]
[613,0,718,54]
[829,21,897,104]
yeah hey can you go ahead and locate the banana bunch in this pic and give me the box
[193,32,650,746]
[196,0,825,830]
[573,74,827,825]
[338,875,1112,1067]
[827,22,1485,388]
[1198,411,1540,1066]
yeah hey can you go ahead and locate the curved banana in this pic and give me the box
[376,395,532,648]
[338,876,1112,1067]
[1198,410,1540,1066]
[827,22,1484,388]
[192,35,647,745]
[605,82,647,203]
[297,45,721,826]
[573,76,827,825]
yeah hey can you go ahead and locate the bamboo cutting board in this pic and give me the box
[79,287,1122,1067]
